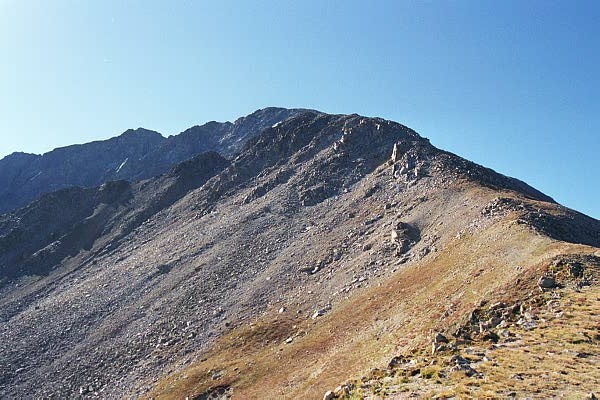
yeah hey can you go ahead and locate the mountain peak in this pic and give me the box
[119,127,164,140]
[0,151,39,163]
[0,107,598,399]
[0,108,309,213]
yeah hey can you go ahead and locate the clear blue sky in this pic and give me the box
[0,0,598,218]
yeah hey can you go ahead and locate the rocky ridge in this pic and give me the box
[0,109,598,399]
[0,107,308,213]
[0,151,229,286]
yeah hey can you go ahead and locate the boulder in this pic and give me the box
[569,262,584,278]
[433,332,449,344]
[538,276,557,289]
[449,355,478,376]
[450,354,470,366]
[480,329,500,343]
[388,356,407,368]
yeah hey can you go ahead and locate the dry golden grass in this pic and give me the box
[471,286,600,398]
[147,209,598,399]
[349,262,599,399]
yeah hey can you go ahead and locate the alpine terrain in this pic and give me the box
[0,108,598,399]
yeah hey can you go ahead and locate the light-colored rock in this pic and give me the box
[312,306,331,319]
[390,143,398,163]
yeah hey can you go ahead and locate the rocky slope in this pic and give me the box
[0,110,598,399]
[0,107,307,213]
[0,151,229,285]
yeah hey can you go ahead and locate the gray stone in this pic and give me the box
[569,262,584,278]
[434,332,449,344]
[538,276,557,289]
[450,354,470,366]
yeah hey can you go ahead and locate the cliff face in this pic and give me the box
[0,109,598,399]
[0,107,308,213]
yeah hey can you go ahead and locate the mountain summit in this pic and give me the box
[0,108,598,399]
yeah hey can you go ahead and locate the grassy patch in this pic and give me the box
[420,365,444,379]
[147,217,598,399]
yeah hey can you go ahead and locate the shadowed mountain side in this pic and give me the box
[0,151,228,285]
[0,108,309,213]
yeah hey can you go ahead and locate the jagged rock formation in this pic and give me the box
[0,107,307,213]
[0,109,598,399]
